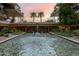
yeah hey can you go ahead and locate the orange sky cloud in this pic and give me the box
[19,3,56,22]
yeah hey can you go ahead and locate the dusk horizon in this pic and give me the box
[19,3,56,22]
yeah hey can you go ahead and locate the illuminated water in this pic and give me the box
[0,33,79,56]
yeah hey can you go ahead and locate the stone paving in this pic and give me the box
[50,32,79,44]
[0,34,15,43]
[0,33,25,44]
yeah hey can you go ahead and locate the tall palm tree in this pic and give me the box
[38,12,44,22]
[30,12,36,22]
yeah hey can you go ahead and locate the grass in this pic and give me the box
[53,31,74,37]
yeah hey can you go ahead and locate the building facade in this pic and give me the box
[0,3,23,23]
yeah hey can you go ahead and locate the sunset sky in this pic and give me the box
[19,3,56,22]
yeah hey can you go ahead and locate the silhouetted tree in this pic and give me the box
[38,12,44,22]
[30,12,36,22]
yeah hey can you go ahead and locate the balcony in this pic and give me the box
[0,3,23,17]
[73,4,79,13]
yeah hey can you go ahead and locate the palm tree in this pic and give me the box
[30,12,36,22]
[38,12,44,22]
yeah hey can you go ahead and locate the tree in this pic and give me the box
[38,12,44,22]
[30,12,36,22]
[59,3,77,25]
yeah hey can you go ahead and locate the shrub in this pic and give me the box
[73,30,79,36]
[52,29,60,32]
[0,28,13,37]
[1,28,12,34]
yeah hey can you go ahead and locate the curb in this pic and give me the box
[49,32,79,44]
[0,32,25,44]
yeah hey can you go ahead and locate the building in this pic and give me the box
[73,4,79,13]
[46,17,59,24]
[50,4,60,23]
[0,3,23,23]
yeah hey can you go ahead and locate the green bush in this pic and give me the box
[0,28,13,37]
[1,28,12,34]
[73,30,79,36]
[0,28,23,36]
[52,29,60,32]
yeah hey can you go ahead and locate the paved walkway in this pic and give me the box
[50,32,79,44]
[0,32,25,44]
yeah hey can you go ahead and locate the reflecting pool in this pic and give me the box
[0,33,79,56]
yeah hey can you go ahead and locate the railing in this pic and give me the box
[0,21,79,27]
[9,22,55,25]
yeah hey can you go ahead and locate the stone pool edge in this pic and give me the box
[49,32,79,44]
[0,32,26,44]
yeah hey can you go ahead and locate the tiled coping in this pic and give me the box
[49,32,79,44]
[0,32,25,44]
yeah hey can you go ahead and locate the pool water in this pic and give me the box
[0,33,79,56]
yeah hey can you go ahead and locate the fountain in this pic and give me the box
[35,32,40,35]
[35,23,40,35]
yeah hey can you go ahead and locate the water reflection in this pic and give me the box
[0,37,23,56]
[51,36,79,56]
[0,33,79,56]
